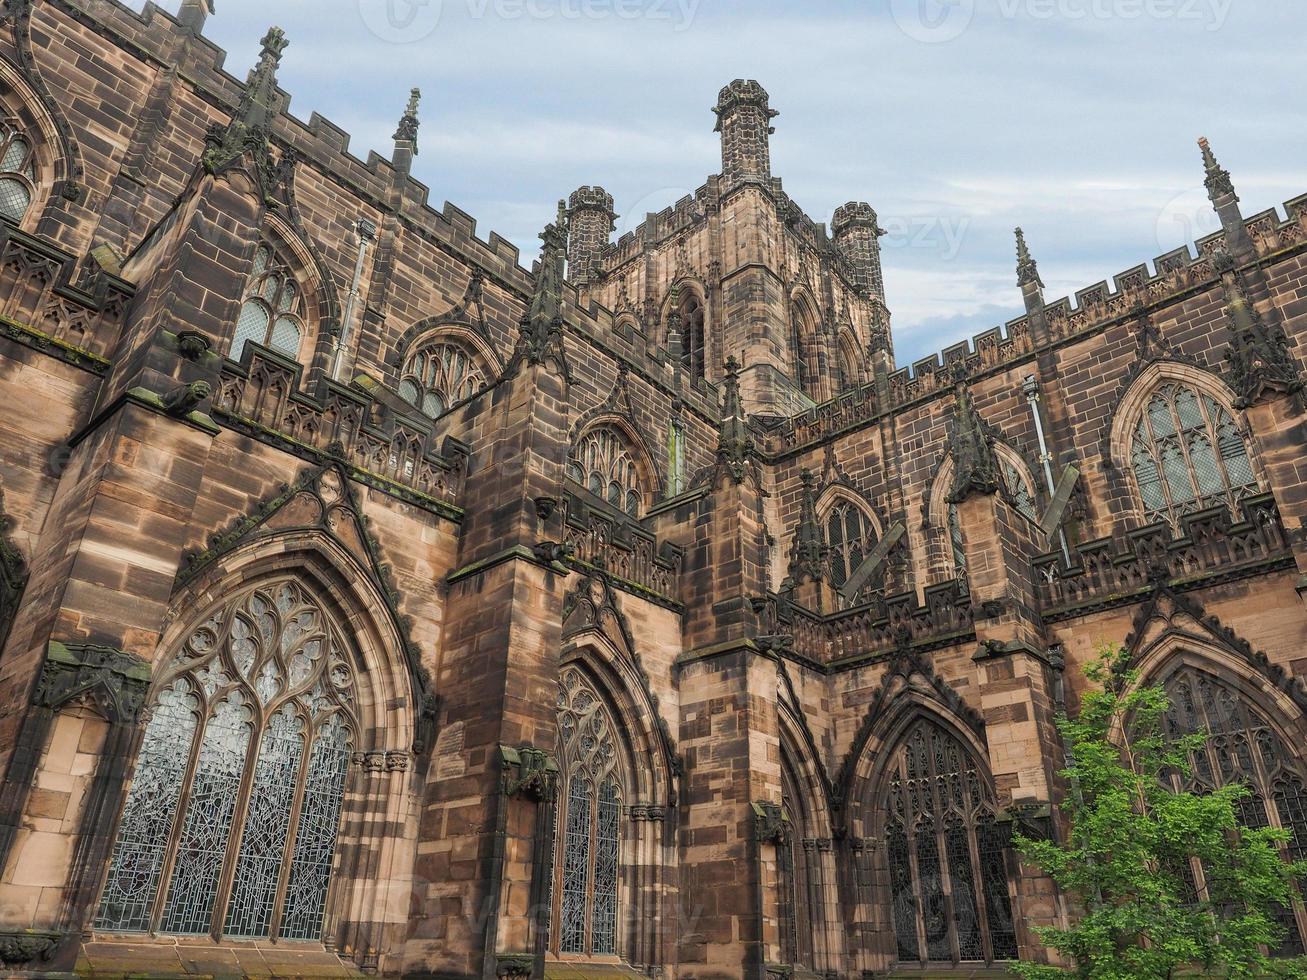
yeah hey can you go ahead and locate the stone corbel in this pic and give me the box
[501,744,558,801]
[34,641,151,724]
[1004,799,1053,842]
[0,929,61,966]
[496,953,535,978]
[752,800,787,845]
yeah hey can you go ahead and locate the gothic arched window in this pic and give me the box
[95,579,356,942]
[231,243,305,362]
[0,120,36,223]
[882,720,1018,966]
[553,667,623,957]
[1129,383,1258,527]
[779,749,816,970]
[791,305,813,395]
[825,498,880,597]
[567,427,643,517]
[948,505,967,587]
[1162,665,1307,953]
[397,340,487,418]
[679,292,706,382]
[1001,460,1038,522]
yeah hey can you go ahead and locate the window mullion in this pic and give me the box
[267,713,316,940]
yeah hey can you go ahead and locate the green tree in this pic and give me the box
[1013,646,1307,980]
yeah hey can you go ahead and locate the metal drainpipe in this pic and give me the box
[1023,375,1072,565]
[331,217,378,382]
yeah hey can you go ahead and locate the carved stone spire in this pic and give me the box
[1215,250,1302,407]
[203,26,287,178]
[947,376,1000,503]
[393,87,421,152]
[714,355,755,484]
[514,201,570,377]
[1015,227,1043,289]
[787,469,826,584]
[1198,137,1250,256]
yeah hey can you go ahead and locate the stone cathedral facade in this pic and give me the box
[1,2,1307,978]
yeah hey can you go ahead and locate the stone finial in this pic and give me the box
[947,379,1000,504]
[1198,136,1237,202]
[203,26,288,177]
[515,201,571,376]
[1214,249,1302,407]
[787,469,826,584]
[714,356,754,484]
[393,87,421,151]
[1015,227,1044,289]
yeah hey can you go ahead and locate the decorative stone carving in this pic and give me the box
[947,376,1000,504]
[34,642,150,724]
[711,356,757,486]
[1214,250,1303,407]
[0,930,60,965]
[161,380,211,416]
[502,744,555,801]
[513,201,571,379]
[393,87,421,148]
[1015,227,1043,289]
[786,469,826,585]
[753,800,787,844]
[496,953,535,978]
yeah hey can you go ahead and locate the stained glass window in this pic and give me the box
[397,340,488,418]
[0,121,35,223]
[567,427,643,517]
[552,667,623,957]
[230,243,305,361]
[825,499,880,599]
[96,579,357,942]
[1162,665,1307,953]
[779,754,815,969]
[1130,383,1259,527]
[882,720,1017,966]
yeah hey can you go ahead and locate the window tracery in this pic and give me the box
[96,579,356,942]
[0,120,36,223]
[553,667,622,957]
[1129,383,1258,527]
[231,243,306,361]
[396,340,488,418]
[567,427,643,517]
[882,720,1018,966]
[825,498,880,598]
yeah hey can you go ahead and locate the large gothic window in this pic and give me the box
[679,292,706,381]
[0,120,36,223]
[397,340,488,418]
[779,751,816,970]
[882,720,1018,966]
[96,579,356,942]
[231,243,306,362]
[791,305,814,396]
[553,667,623,957]
[1162,665,1307,953]
[825,498,880,598]
[1129,383,1258,527]
[568,427,643,517]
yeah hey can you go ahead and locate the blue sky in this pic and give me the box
[177,0,1304,367]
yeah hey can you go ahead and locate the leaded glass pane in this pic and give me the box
[0,177,30,222]
[160,692,253,935]
[978,821,1018,959]
[949,505,967,580]
[96,681,199,932]
[280,714,351,940]
[946,822,982,960]
[592,779,620,955]
[224,707,304,938]
[1002,461,1037,521]
[0,136,28,173]
[232,301,269,361]
[400,341,488,418]
[270,316,301,356]
[1162,442,1195,504]
[1190,434,1224,498]
[1149,393,1176,436]
[560,777,592,954]
[917,824,950,961]
[888,824,919,962]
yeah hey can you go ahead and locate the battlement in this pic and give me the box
[569,185,616,215]
[832,202,879,236]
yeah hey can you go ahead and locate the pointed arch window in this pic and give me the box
[882,720,1018,966]
[397,340,488,418]
[231,243,306,362]
[825,498,880,598]
[567,427,643,517]
[553,667,623,957]
[679,292,706,381]
[0,120,36,223]
[1129,383,1258,527]
[791,304,814,395]
[1162,665,1307,953]
[95,579,356,942]
[779,751,816,970]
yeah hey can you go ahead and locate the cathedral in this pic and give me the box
[1,1,1306,978]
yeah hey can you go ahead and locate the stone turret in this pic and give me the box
[832,201,886,303]
[713,80,777,183]
[566,185,616,285]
